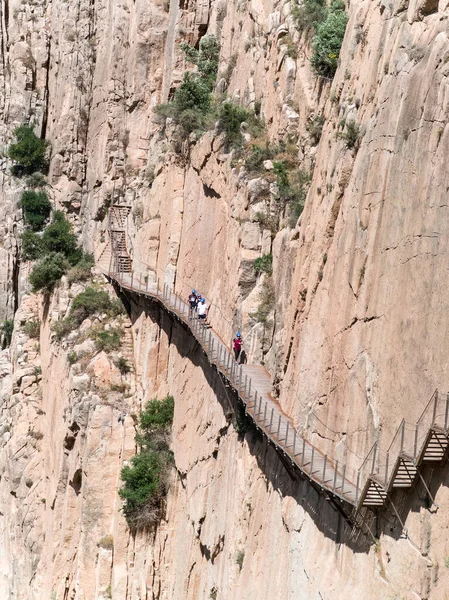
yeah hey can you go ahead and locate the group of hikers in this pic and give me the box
[187,288,244,364]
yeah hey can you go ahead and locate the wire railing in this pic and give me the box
[105,203,449,513]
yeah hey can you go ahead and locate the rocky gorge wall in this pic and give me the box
[2,0,449,598]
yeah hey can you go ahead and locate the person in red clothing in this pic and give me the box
[233,332,243,363]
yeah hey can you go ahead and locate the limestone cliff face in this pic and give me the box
[2,0,449,598]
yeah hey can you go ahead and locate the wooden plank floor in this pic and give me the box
[105,269,359,505]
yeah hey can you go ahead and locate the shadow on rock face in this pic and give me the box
[113,283,449,554]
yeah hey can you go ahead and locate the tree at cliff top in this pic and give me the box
[8,125,49,176]
[119,396,174,531]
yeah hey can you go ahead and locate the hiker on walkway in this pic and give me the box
[197,297,208,320]
[233,332,243,363]
[188,289,197,318]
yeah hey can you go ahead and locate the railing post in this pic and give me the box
[400,419,405,453]
[254,391,258,415]
[293,430,297,456]
[244,375,248,399]
[285,421,289,445]
[333,460,339,492]
[433,390,438,425]
[248,380,251,403]
[355,471,360,505]
[269,408,274,432]
[341,465,346,495]
[310,446,315,475]
[211,339,215,361]
[302,438,306,467]
[239,366,243,395]
[445,393,449,431]
[385,452,389,487]
[371,443,377,475]
[277,415,281,440]
[322,455,327,482]
[414,425,418,462]
[263,402,267,425]
[208,331,212,353]
[258,395,262,418]
[131,271,134,289]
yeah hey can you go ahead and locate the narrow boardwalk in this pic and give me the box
[104,269,360,507]
[101,204,449,523]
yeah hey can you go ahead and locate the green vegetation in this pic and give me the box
[273,161,311,225]
[254,253,273,275]
[252,278,275,324]
[41,211,82,265]
[155,36,220,137]
[311,1,348,78]
[8,125,48,176]
[20,190,51,231]
[217,102,263,150]
[67,351,78,365]
[306,114,325,145]
[21,229,43,260]
[292,0,327,33]
[27,211,91,293]
[29,253,69,293]
[94,328,123,352]
[341,120,362,150]
[116,357,131,375]
[236,550,245,571]
[23,320,40,338]
[119,395,175,530]
[292,0,347,78]
[1,319,14,348]
[53,287,122,339]
[66,253,95,284]
[97,535,114,550]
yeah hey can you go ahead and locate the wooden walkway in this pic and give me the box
[100,205,449,521]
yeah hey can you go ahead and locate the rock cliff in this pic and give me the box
[2,0,449,598]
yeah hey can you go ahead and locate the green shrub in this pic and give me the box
[140,396,175,432]
[252,278,275,324]
[53,317,77,340]
[174,72,212,113]
[236,550,245,571]
[8,125,48,175]
[116,357,131,375]
[97,535,114,550]
[66,253,95,283]
[42,211,82,265]
[67,350,78,365]
[254,254,273,275]
[21,229,43,260]
[94,328,122,352]
[292,0,327,33]
[109,298,126,317]
[306,115,325,145]
[25,172,47,188]
[180,35,220,90]
[311,1,348,78]
[20,190,51,231]
[341,121,361,150]
[119,395,175,530]
[29,252,69,293]
[70,286,112,322]
[217,102,262,150]
[1,319,14,348]
[23,320,40,338]
[244,143,275,174]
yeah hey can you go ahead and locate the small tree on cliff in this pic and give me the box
[8,125,49,176]
[119,395,175,531]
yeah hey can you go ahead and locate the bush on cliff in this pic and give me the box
[20,190,52,231]
[311,1,348,78]
[42,211,82,265]
[217,102,263,150]
[1,319,14,349]
[119,395,174,531]
[8,125,49,176]
[21,229,43,261]
[29,252,70,293]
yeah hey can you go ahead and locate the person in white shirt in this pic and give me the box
[197,297,208,320]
